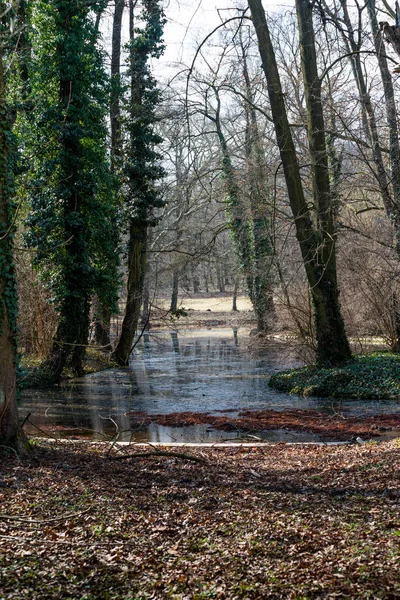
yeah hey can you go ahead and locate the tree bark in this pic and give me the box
[110,0,124,172]
[93,0,125,349]
[111,0,164,365]
[367,0,400,351]
[241,34,275,331]
[0,37,19,446]
[211,88,254,302]
[112,221,147,366]
[248,0,351,366]
[232,276,239,311]
[367,0,400,218]
[44,7,90,381]
[170,270,179,313]
[111,0,145,367]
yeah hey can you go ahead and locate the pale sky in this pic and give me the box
[101,0,296,77]
[159,0,295,68]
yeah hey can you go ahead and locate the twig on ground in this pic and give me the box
[106,429,134,457]
[107,450,206,463]
[0,507,91,524]
[20,412,31,429]
[24,417,60,440]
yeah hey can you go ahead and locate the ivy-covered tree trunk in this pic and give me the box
[93,0,125,350]
[210,83,274,332]
[112,0,165,366]
[113,222,148,364]
[28,0,114,382]
[211,89,254,303]
[0,37,19,446]
[41,6,93,380]
[241,38,275,331]
[248,0,351,366]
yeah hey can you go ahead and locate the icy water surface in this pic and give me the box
[19,328,400,442]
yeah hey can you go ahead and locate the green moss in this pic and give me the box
[269,352,400,399]
[19,346,114,389]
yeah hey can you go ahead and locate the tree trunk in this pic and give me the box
[367,0,400,207]
[232,276,239,311]
[170,270,179,313]
[248,0,351,366]
[141,276,150,325]
[93,0,124,348]
[216,262,226,293]
[110,0,124,172]
[92,296,112,349]
[111,0,164,365]
[44,93,88,380]
[241,35,275,331]
[340,0,394,214]
[112,221,147,366]
[0,39,19,446]
[212,89,254,301]
[367,0,400,351]
[41,2,106,381]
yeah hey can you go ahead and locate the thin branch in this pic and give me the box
[0,508,91,524]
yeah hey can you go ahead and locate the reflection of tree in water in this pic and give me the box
[23,329,353,442]
[170,331,180,354]
[20,328,400,442]
[143,331,152,358]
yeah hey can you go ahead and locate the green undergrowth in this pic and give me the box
[269,352,400,399]
[19,347,114,389]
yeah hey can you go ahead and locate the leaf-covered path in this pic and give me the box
[1,440,400,599]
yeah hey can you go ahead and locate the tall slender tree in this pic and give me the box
[0,1,21,447]
[240,35,275,331]
[323,0,400,350]
[93,0,125,349]
[248,0,352,365]
[112,0,165,366]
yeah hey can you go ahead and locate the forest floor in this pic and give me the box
[1,439,400,599]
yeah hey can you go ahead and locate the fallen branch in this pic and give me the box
[108,450,206,463]
[0,507,91,524]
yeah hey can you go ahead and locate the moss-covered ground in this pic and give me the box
[269,352,400,399]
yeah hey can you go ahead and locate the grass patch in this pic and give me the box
[269,352,400,399]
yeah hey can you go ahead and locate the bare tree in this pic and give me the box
[248,0,352,365]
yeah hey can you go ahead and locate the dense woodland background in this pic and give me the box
[2,0,400,444]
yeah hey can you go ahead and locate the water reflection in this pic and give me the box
[19,327,400,442]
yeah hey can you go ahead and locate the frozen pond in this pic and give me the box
[19,328,400,442]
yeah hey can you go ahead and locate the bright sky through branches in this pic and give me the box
[159,0,295,70]
[100,0,296,81]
